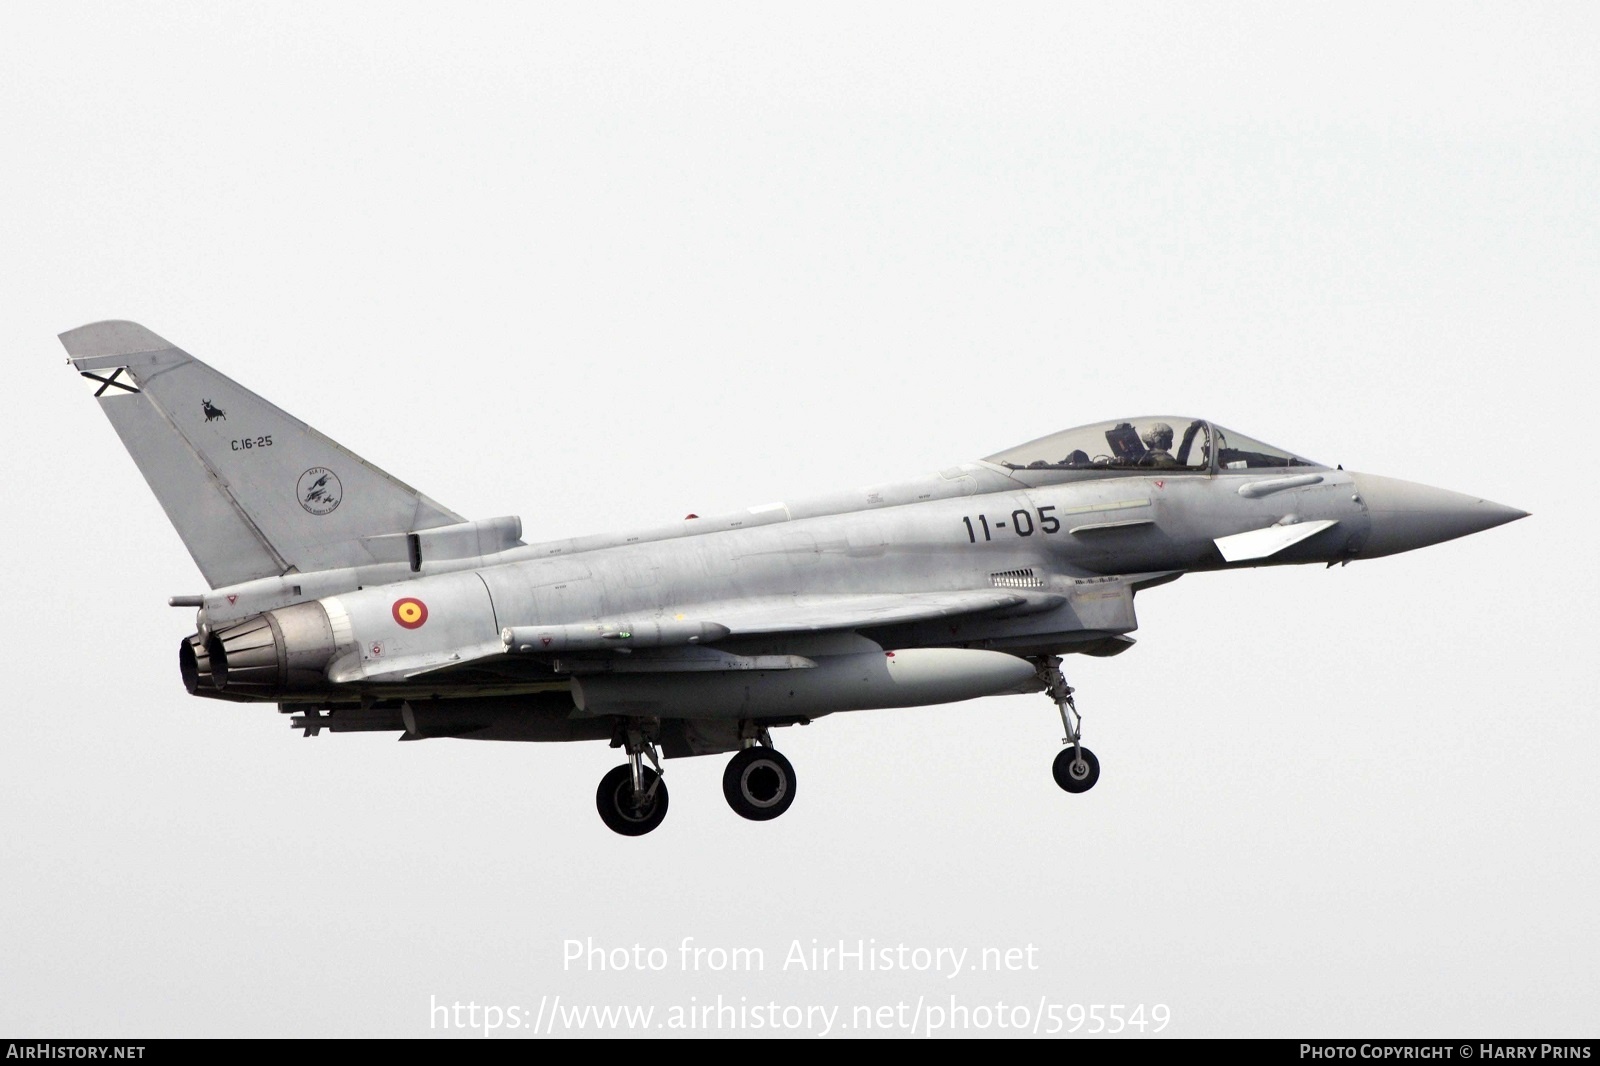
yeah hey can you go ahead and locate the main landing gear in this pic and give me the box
[596,725,668,836]
[1037,656,1100,794]
[723,727,797,822]
[595,721,799,836]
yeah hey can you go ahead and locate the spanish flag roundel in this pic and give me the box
[392,597,429,629]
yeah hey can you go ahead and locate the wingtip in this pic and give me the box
[58,320,175,363]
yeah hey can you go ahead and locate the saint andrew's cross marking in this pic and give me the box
[80,367,139,396]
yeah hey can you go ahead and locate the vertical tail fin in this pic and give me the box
[61,321,465,588]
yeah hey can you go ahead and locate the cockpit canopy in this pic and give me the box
[985,417,1322,475]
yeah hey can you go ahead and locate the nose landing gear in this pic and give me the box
[1037,656,1100,794]
[1052,745,1100,793]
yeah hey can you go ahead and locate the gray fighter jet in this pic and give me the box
[61,321,1528,835]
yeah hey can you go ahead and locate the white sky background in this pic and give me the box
[2,2,1596,1038]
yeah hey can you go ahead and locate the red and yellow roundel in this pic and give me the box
[392,597,429,629]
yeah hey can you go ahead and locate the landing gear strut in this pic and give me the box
[723,726,797,821]
[1037,656,1100,794]
[596,724,669,836]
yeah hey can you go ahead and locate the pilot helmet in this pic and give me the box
[1142,422,1174,450]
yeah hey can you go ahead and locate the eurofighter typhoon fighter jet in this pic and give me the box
[61,321,1528,835]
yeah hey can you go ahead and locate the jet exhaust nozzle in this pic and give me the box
[197,601,339,697]
[177,634,247,702]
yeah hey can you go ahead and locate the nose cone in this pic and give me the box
[1350,472,1528,558]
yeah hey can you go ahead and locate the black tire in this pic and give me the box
[722,747,797,821]
[596,764,669,836]
[1052,746,1100,793]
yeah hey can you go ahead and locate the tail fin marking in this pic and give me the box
[61,321,465,588]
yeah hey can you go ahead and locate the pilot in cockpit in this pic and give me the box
[1140,422,1181,468]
